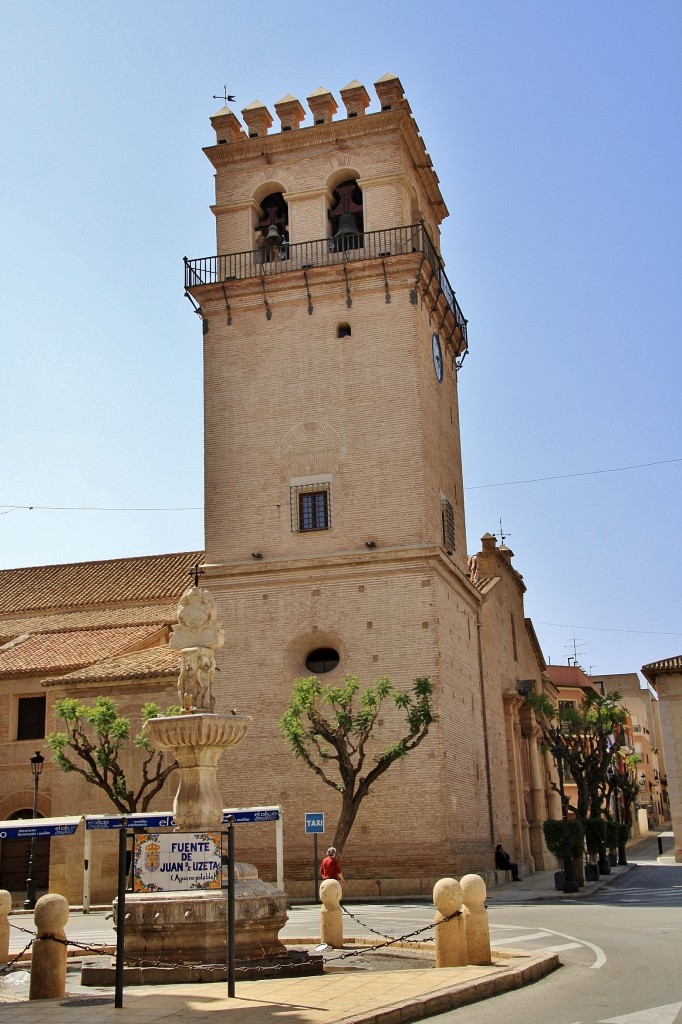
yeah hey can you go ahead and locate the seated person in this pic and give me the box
[495,844,521,881]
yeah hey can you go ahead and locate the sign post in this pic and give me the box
[304,812,324,903]
[114,819,127,1010]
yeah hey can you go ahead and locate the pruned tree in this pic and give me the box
[46,696,180,814]
[606,751,642,827]
[279,673,436,854]
[527,689,628,822]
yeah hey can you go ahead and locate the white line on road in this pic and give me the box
[544,942,582,953]
[493,930,551,946]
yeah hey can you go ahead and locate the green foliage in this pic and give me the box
[279,673,436,853]
[46,696,180,813]
[617,823,630,846]
[605,819,620,852]
[543,817,584,860]
[527,689,629,823]
[585,817,607,856]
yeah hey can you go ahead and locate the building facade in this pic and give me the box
[0,76,559,901]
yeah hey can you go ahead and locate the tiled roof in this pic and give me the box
[0,603,178,644]
[642,655,682,675]
[0,551,204,615]
[545,664,597,689]
[469,575,498,595]
[43,645,180,686]
[0,624,167,678]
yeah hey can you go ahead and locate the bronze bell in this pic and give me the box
[265,223,283,247]
[335,213,359,239]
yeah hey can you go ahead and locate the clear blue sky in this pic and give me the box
[1,2,680,677]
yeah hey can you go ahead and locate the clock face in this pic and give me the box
[432,332,443,382]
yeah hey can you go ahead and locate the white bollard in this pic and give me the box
[319,879,344,948]
[0,890,10,964]
[460,873,491,965]
[29,894,69,1000]
[433,877,467,967]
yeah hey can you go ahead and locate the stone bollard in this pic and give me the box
[29,894,69,1000]
[433,877,467,967]
[0,890,11,964]
[460,873,492,965]
[319,879,343,948]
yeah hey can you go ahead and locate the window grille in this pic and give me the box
[17,696,46,741]
[291,482,332,532]
[441,497,455,553]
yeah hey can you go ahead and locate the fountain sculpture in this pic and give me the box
[111,583,295,977]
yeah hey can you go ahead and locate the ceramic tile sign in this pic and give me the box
[132,831,222,892]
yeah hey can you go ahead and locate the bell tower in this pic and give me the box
[186,75,490,888]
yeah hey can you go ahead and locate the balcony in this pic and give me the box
[184,223,468,351]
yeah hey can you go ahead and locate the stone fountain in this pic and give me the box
[103,584,315,981]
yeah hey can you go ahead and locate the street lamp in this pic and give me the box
[24,750,45,910]
[550,742,579,894]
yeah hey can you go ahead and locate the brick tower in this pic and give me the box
[186,75,490,892]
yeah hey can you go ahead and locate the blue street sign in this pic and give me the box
[305,812,324,834]
[84,806,281,831]
[0,821,80,839]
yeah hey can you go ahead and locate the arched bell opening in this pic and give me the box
[256,192,289,263]
[328,179,364,252]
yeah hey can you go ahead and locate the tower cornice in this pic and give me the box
[204,107,447,219]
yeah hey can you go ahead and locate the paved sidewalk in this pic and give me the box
[0,948,558,1024]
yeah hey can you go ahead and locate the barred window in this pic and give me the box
[441,497,455,553]
[291,481,332,532]
[17,696,46,740]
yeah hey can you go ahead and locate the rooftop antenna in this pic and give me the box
[495,518,510,545]
[564,631,586,668]
[213,86,236,104]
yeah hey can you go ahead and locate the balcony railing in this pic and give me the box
[184,223,467,345]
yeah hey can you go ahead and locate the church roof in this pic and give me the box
[0,551,203,616]
[0,623,168,678]
[42,644,180,687]
[0,603,178,643]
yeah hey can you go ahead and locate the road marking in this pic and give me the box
[600,1002,682,1024]
[544,942,582,952]
[492,930,551,946]
[530,926,607,969]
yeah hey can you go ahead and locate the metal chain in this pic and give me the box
[0,940,34,974]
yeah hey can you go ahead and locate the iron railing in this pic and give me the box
[184,224,467,343]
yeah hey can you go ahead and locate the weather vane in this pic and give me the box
[213,85,235,104]
[495,518,510,545]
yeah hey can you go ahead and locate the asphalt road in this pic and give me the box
[6,835,681,1023]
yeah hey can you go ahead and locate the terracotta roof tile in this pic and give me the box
[0,551,204,615]
[0,603,178,643]
[545,664,597,689]
[0,624,167,677]
[43,645,180,686]
[642,655,682,675]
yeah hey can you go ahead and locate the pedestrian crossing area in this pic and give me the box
[595,883,682,905]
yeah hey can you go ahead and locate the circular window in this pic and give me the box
[305,647,340,674]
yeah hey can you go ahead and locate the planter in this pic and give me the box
[617,845,628,866]
[554,871,565,891]
[585,863,600,882]
[608,852,618,867]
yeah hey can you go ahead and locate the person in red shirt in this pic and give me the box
[320,846,345,885]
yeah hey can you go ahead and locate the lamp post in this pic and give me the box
[550,742,579,894]
[24,750,45,910]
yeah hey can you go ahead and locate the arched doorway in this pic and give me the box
[0,809,50,894]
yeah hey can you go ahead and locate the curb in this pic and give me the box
[332,951,560,1024]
